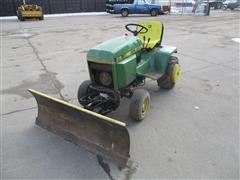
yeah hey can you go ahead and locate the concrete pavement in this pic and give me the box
[1,10,239,179]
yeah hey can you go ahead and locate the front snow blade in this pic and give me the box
[28,89,130,169]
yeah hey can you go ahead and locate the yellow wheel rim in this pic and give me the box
[141,97,150,116]
[171,64,181,83]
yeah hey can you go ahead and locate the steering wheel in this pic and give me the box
[125,23,148,36]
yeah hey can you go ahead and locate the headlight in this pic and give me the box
[99,72,112,86]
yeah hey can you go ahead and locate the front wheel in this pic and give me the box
[77,80,92,104]
[157,56,181,89]
[129,89,150,122]
[121,9,129,17]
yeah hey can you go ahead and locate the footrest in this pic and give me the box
[138,71,163,80]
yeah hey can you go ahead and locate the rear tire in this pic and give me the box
[150,9,158,16]
[39,16,44,20]
[77,80,91,104]
[121,9,129,17]
[129,89,150,122]
[157,56,180,90]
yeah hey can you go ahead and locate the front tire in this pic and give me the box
[77,80,91,104]
[157,56,181,89]
[121,9,129,17]
[129,89,150,122]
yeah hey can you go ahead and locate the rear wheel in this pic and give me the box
[121,9,129,17]
[129,89,150,122]
[157,56,181,89]
[77,80,92,104]
[39,16,44,20]
[150,9,158,16]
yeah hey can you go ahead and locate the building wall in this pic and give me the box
[0,0,106,16]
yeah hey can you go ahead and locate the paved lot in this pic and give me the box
[1,10,239,179]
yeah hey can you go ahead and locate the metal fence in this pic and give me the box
[0,0,106,16]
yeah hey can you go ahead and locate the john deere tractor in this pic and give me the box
[77,21,181,121]
[28,21,181,169]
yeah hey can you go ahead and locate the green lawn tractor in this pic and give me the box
[29,21,181,169]
[78,21,180,120]
[17,3,43,21]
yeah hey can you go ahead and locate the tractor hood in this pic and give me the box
[87,35,142,63]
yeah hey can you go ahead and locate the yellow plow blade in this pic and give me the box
[28,89,130,169]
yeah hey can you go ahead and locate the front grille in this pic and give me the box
[88,62,113,88]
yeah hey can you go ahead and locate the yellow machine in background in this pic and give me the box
[17,4,43,21]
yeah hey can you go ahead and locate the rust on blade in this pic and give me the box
[28,89,130,169]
